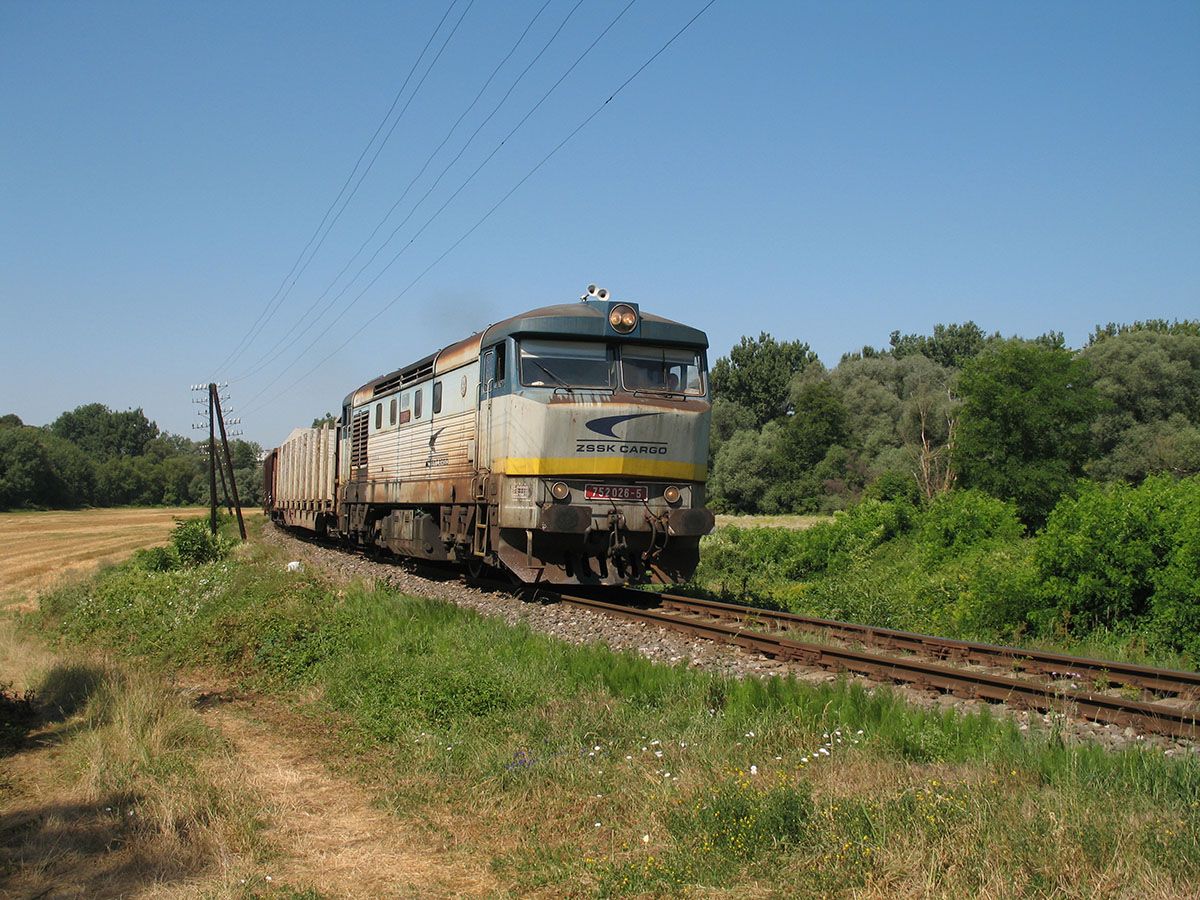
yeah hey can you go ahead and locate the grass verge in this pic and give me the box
[30,530,1200,897]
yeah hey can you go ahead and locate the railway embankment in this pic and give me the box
[14,514,1199,896]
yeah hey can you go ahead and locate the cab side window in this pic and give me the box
[495,343,506,383]
[433,381,443,414]
[375,403,382,430]
[414,388,423,419]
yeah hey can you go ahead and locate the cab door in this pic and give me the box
[477,346,497,474]
[476,341,508,475]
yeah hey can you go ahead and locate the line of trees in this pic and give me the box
[708,319,1200,525]
[0,404,264,510]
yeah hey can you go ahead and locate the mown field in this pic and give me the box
[4,514,1195,897]
[0,506,207,600]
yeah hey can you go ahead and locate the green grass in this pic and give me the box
[32,531,1200,897]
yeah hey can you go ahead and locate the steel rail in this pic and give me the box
[555,591,1199,740]
[602,589,1200,700]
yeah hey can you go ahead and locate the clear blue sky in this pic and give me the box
[2,1,1197,446]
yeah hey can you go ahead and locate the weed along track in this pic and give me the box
[551,589,1200,741]
[268,525,1199,749]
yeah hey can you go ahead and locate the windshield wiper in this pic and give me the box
[531,360,573,391]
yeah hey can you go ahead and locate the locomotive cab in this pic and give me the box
[479,296,715,585]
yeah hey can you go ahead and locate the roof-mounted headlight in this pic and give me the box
[609,303,638,334]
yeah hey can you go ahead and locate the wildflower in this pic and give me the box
[594,745,602,751]
[801,757,809,763]
[819,748,829,756]
[642,834,650,843]
[650,739,660,746]
[745,731,755,738]
[625,755,633,761]
[750,765,758,776]
[654,750,663,758]
[594,822,602,828]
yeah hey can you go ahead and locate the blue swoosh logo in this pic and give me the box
[585,412,662,438]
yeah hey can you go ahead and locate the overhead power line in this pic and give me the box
[213,0,467,377]
[231,0,564,385]
[242,0,719,418]
[237,0,641,409]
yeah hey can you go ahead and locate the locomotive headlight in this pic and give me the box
[550,481,571,501]
[608,303,638,334]
[663,485,681,505]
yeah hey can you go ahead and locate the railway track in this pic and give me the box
[550,587,1200,741]
[279,526,1199,741]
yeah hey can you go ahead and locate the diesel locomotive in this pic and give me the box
[263,286,715,586]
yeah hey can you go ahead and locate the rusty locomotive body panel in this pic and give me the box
[264,291,715,585]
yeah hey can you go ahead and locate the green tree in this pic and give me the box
[709,333,818,428]
[889,321,992,368]
[0,413,23,429]
[312,412,337,428]
[955,339,1098,525]
[0,427,94,509]
[50,403,159,458]
[0,428,54,508]
[709,397,756,462]
[1081,329,1200,477]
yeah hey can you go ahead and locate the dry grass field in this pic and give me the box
[0,507,206,601]
[714,513,830,530]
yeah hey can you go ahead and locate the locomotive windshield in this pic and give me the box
[621,345,704,395]
[519,339,613,388]
[518,339,705,394]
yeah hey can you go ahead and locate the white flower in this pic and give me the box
[625,755,633,761]
[642,834,650,843]
[594,745,602,752]
[594,822,601,828]
[800,757,809,763]
[745,731,755,738]
[819,748,829,756]
[650,739,660,746]
[654,750,663,758]
[750,765,758,775]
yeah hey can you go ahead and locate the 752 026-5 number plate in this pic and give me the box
[585,484,648,502]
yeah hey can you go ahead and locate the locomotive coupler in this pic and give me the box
[606,509,636,578]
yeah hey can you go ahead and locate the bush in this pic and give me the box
[1034,475,1200,660]
[916,490,1025,562]
[133,545,179,572]
[170,518,232,566]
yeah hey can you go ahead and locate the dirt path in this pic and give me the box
[193,691,498,899]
